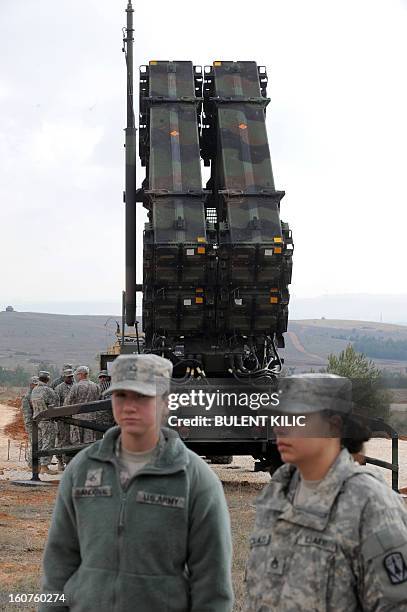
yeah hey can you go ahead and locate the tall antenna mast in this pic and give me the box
[123,0,137,326]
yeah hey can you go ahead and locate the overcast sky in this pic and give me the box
[1,0,407,314]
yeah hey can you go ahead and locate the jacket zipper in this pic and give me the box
[92,450,186,612]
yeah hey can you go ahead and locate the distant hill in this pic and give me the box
[1,311,407,374]
[289,294,407,325]
[0,311,133,372]
[282,319,407,372]
[6,293,407,325]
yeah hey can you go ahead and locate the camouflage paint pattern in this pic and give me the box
[206,61,293,341]
[141,59,293,354]
[143,61,209,342]
[245,449,407,611]
[213,61,275,193]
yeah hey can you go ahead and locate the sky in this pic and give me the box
[1,0,407,315]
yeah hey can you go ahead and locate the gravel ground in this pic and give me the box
[213,440,407,491]
[1,400,406,491]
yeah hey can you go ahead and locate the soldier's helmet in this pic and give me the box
[278,373,352,415]
[105,354,173,397]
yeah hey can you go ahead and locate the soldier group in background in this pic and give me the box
[21,363,113,475]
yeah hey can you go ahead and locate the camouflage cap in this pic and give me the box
[105,354,173,397]
[277,373,352,415]
[62,363,73,371]
[30,376,39,384]
[74,366,89,375]
[63,368,74,377]
[38,370,51,378]
[98,370,109,378]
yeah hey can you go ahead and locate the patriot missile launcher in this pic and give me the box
[119,1,293,467]
[126,58,293,381]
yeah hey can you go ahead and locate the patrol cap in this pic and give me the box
[38,370,51,378]
[75,365,89,375]
[105,354,173,397]
[98,370,109,378]
[63,363,73,370]
[277,373,352,415]
[30,376,39,384]
[63,368,74,377]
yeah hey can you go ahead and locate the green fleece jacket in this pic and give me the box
[39,427,233,612]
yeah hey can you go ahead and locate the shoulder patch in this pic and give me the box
[85,468,103,487]
[384,552,407,585]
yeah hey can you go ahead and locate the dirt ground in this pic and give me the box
[1,391,407,611]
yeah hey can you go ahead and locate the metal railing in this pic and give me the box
[31,399,112,481]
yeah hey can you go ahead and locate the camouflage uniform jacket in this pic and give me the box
[22,389,34,429]
[54,381,74,406]
[51,376,64,389]
[64,379,101,408]
[245,449,407,611]
[98,379,111,396]
[39,426,233,612]
[31,382,59,419]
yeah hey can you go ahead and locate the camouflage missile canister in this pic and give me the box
[140,59,293,371]
[201,61,293,346]
[140,62,215,341]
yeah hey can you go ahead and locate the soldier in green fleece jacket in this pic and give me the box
[39,354,233,612]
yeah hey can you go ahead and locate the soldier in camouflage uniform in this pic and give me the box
[245,374,407,611]
[21,375,39,468]
[64,366,101,444]
[97,369,115,430]
[54,368,75,468]
[51,363,74,389]
[30,371,59,475]
[98,370,111,395]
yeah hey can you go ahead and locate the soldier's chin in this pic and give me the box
[120,420,144,432]
[277,447,297,463]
